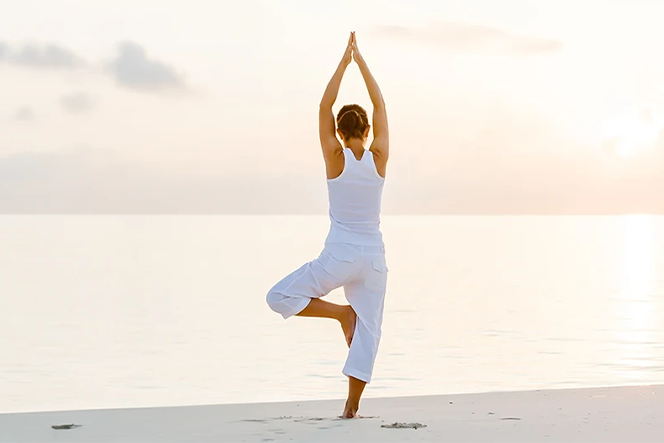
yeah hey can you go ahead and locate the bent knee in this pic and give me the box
[266,289,283,312]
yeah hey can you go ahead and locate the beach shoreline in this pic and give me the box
[1,384,662,442]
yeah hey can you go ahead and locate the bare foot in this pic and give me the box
[340,306,357,347]
[342,401,359,419]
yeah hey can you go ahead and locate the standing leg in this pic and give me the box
[340,255,388,418]
[343,376,366,418]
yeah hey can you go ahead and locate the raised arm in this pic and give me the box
[352,35,389,160]
[319,33,353,158]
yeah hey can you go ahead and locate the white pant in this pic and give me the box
[266,242,388,383]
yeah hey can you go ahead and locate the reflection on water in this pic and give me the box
[0,215,663,413]
[612,215,660,379]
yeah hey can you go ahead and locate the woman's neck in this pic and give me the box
[344,139,366,152]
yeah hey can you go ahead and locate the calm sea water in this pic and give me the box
[1,215,664,413]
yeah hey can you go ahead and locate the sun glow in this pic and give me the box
[601,108,663,158]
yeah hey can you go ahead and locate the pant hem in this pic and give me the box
[342,368,371,384]
[281,298,312,319]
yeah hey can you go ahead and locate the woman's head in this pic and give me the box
[337,104,370,143]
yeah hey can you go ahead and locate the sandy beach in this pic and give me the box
[1,384,662,442]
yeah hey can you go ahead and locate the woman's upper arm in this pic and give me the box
[319,106,342,157]
[370,104,389,159]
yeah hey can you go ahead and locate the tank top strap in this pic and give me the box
[364,149,384,181]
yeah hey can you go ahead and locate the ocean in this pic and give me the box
[1,215,663,413]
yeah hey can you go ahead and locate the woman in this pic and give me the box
[266,32,389,419]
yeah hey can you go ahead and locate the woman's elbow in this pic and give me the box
[372,99,386,110]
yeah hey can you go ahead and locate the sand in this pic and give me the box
[1,385,662,442]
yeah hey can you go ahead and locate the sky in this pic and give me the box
[1,0,663,214]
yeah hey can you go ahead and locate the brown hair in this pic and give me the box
[336,104,369,141]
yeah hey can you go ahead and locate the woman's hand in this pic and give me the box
[351,32,365,64]
[341,32,354,67]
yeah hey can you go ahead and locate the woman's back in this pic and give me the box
[325,148,385,247]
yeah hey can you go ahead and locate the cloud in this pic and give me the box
[12,106,35,121]
[374,22,562,56]
[60,92,95,114]
[1,41,189,93]
[0,42,84,69]
[106,41,185,91]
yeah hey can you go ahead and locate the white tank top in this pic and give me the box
[324,148,385,247]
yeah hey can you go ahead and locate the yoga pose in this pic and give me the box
[266,32,389,418]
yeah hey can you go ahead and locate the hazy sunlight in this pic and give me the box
[602,109,663,158]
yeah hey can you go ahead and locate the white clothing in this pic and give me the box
[266,242,387,383]
[266,147,388,383]
[324,148,385,247]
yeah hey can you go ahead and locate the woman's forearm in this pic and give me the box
[320,62,348,108]
[356,59,385,108]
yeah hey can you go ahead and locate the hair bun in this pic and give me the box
[340,110,359,125]
[336,104,369,141]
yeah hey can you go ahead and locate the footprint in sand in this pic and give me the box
[51,424,82,430]
[333,415,379,421]
[294,417,325,423]
[381,422,427,429]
